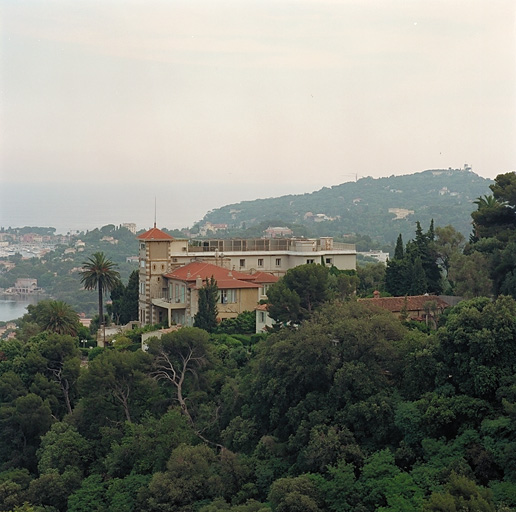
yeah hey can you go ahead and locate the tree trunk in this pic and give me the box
[98,286,103,326]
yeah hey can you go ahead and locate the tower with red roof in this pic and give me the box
[136,224,176,325]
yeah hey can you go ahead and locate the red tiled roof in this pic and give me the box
[358,295,450,313]
[250,271,280,284]
[255,303,269,311]
[164,261,260,290]
[137,226,174,241]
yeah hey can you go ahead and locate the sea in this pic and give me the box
[0,296,39,322]
[0,182,316,234]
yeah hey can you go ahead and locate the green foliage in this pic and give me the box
[147,444,221,511]
[2,218,516,512]
[356,262,386,296]
[67,474,107,512]
[147,327,212,428]
[108,270,139,325]
[423,471,495,511]
[268,475,323,512]
[216,311,256,335]
[37,422,90,476]
[77,349,157,425]
[448,252,494,298]
[386,221,442,296]
[17,300,81,337]
[198,169,491,244]
[104,410,196,477]
[468,173,516,298]
[267,264,329,324]
[437,295,516,399]
[194,277,219,333]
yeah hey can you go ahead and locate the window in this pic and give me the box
[260,312,266,323]
[275,258,281,266]
[219,289,236,304]
[239,259,245,268]
[139,282,145,295]
[306,259,315,264]
[326,258,332,265]
[140,260,145,268]
[258,258,264,267]
[140,243,145,250]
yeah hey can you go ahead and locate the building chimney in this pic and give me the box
[196,276,203,288]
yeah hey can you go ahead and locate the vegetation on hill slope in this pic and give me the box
[197,168,491,244]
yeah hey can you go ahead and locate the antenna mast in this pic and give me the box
[154,197,157,228]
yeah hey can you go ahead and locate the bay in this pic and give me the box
[0,296,39,322]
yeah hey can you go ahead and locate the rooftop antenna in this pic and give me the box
[154,196,157,228]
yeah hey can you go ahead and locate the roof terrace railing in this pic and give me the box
[187,238,356,253]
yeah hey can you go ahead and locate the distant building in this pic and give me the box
[122,223,137,234]
[100,236,118,244]
[357,250,389,264]
[264,226,293,238]
[198,222,228,236]
[11,278,40,294]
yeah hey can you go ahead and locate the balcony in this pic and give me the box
[151,292,186,310]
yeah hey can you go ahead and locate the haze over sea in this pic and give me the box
[0,182,316,234]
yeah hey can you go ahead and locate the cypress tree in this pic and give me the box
[394,234,404,260]
[194,277,219,332]
[410,257,427,295]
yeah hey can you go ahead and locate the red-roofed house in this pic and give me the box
[358,291,450,327]
[146,260,278,327]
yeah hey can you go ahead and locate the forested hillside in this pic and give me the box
[1,172,515,511]
[197,168,491,244]
[2,297,516,511]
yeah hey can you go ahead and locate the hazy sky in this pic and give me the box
[1,0,515,229]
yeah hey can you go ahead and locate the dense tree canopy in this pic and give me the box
[1,293,516,510]
[468,172,516,298]
[266,264,330,325]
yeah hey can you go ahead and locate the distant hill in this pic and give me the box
[196,168,493,245]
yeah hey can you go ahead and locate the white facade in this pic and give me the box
[166,237,356,276]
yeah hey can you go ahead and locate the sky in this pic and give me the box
[0,0,515,231]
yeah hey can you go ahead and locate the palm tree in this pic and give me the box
[24,299,80,336]
[80,252,121,331]
[473,194,499,210]
[39,300,81,336]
